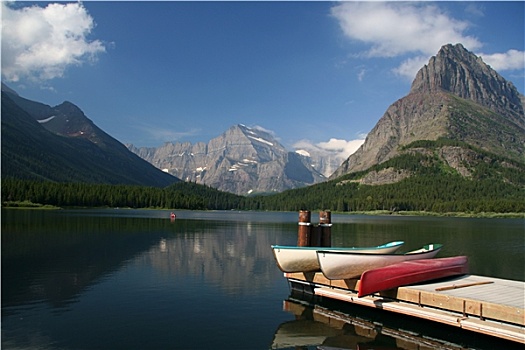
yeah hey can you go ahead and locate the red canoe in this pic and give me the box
[358,256,468,297]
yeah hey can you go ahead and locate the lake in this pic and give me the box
[2,209,524,349]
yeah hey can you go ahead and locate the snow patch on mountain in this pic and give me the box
[127,124,325,195]
[295,149,310,157]
[37,116,56,123]
[247,135,273,146]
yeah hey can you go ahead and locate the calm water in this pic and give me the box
[2,209,524,349]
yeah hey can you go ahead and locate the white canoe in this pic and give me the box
[317,243,443,280]
[271,241,404,273]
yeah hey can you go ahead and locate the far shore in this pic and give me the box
[2,201,524,219]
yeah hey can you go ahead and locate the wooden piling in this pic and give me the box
[297,210,311,247]
[310,226,322,247]
[319,210,332,247]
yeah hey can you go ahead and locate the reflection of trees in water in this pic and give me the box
[142,221,289,294]
[2,211,295,308]
[331,219,525,281]
[2,214,169,310]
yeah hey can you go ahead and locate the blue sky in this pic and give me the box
[2,1,524,160]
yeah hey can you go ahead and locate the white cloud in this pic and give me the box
[391,56,429,80]
[478,50,525,71]
[464,3,485,18]
[252,125,278,137]
[357,68,366,82]
[331,2,481,58]
[1,2,105,82]
[331,2,482,80]
[317,138,365,158]
[293,137,365,161]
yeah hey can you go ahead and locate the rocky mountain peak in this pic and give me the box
[410,43,523,124]
[129,124,324,195]
[330,44,524,179]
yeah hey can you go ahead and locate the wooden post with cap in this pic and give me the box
[310,223,322,247]
[319,210,332,247]
[297,210,311,247]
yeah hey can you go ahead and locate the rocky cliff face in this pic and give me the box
[128,124,324,195]
[331,44,525,179]
[411,44,524,128]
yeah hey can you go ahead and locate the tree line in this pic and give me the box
[2,173,524,214]
[3,139,524,214]
[1,179,240,211]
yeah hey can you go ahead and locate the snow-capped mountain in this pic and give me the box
[128,124,325,195]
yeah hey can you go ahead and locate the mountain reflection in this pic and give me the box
[2,210,293,311]
[139,220,287,295]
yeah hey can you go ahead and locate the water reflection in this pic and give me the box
[273,295,523,350]
[272,300,377,349]
[330,216,525,281]
[136,220,293,295]
[2,209,523,349]
[2,209,295,349]
[2,210,295,312]
[2,213,165,312]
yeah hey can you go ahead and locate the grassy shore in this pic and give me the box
[2,201,61,210]
[338,210,525,219]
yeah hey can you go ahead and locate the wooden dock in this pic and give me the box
[285,272,525,344]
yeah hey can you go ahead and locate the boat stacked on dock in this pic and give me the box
[272,240,471,296]
[271,212,523,344]
[316,243,443,280]
[271,241,405,273]
[357,255,469,297]
[273,211,470,296]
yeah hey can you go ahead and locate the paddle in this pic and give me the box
[435,281,494,291]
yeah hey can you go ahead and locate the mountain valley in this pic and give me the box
[2,44,524,213]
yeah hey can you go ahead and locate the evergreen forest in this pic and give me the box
[2,140,524,215]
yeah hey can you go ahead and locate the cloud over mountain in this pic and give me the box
[331,2,481,57]
[330,2,523,80]
[479,50,524,72]
[294,137,364,159]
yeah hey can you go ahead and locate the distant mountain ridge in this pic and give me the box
[3,43,523,198]
[128,124,325,195]
[1,83,179,187]
[331,44,525,179]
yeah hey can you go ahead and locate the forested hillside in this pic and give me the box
[3,138,524,215]
[247,139,525,213]
[1,86,179,187]
[1,179,241,211]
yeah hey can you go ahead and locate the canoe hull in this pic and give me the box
[358,256,469,297]
[317,244,442,280]
[271,241,404,273]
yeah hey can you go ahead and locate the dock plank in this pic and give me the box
[314,286,525,344]
[406,275,524,309]
[399,275,525,325]
[285,272,525,343]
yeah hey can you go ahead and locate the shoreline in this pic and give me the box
[2,202,524,219]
